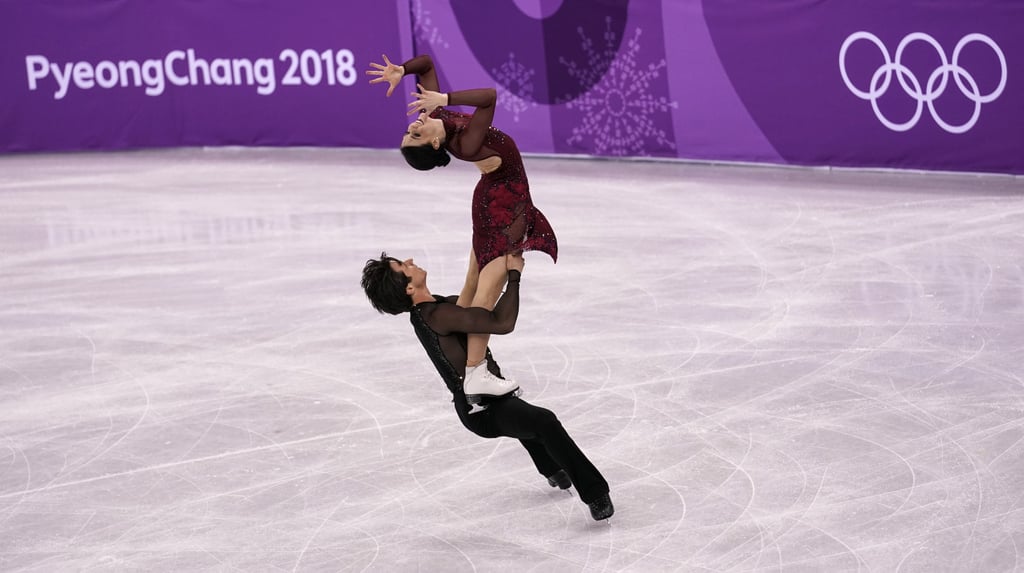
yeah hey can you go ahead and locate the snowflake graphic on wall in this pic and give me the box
[560,19,677,156]
[491,53,538,123]
[411,0,449,49]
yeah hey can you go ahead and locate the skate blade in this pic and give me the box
[466,387,522,406]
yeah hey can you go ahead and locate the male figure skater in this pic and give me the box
[360,252,613,520]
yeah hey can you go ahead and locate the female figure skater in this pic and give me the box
[366,54,558,410]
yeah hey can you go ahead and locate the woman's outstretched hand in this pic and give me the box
[366,54,404,97]
[407,84,448,116]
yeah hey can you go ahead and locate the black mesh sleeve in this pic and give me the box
[401,55,440,92]
[427,274,519,335]
[447,88,496,156]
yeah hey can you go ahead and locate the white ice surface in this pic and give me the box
[1,148,1023,572]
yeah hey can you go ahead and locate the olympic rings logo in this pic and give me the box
[839,32,1007,134]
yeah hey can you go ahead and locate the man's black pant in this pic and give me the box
[455,394,609,504]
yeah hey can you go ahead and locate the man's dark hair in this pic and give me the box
[361,252,412,315]
[401,144,451,171]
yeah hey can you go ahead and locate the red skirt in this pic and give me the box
[471,172,558,269]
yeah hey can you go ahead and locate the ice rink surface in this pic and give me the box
[1,147,1023,572]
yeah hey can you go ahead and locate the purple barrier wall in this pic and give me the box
[2,1,1021,174]
[1,0,412,150]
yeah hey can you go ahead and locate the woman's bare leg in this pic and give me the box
[456,249,479,309]
[466,256,509,367]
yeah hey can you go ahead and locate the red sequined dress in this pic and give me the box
[430,100,558,269]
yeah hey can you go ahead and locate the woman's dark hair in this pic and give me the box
[361,252,412,315]
[401,144,451,171]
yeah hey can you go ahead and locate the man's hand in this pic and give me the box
[366,54,404,97]
[506,252,525,274]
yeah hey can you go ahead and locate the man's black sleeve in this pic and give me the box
[429,270,521,335]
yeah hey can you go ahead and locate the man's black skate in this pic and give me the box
[546,470,571,490]
[587,494,614,521]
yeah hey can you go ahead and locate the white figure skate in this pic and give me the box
[464,364,520,414]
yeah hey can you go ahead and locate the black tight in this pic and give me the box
[456,395,609,503]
